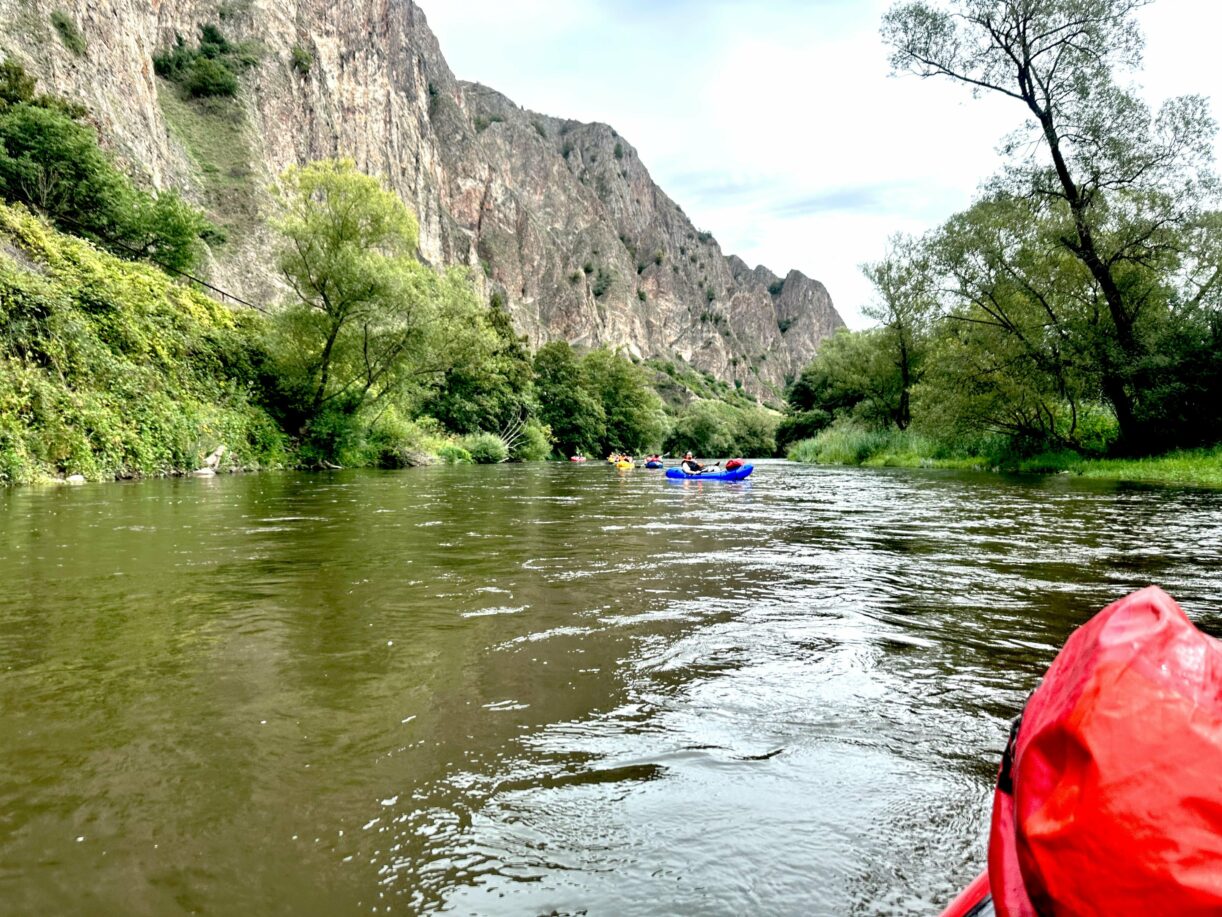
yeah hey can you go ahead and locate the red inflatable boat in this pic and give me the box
[940,586,1222,917]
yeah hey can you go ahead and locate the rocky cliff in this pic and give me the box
[0,0,844,398]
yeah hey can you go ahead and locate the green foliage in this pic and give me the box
[582,261,594,275]
[473,114,503,134]
[582,348,667,453]
[510,418,552,462]
[0,202,284,482]
[461,431,508,464]
[664,400,778,457]
[154,25,258,99]
[533,341,606,457]
[437,443,473,464]
[185,57,238,98]
[787,421,941,467]
[533,120,547,138]
[0,64,213,273]
[637,288,646,302]
[291,45,312,75]
[776,408,833,452]
[653,249,664,265]
[768,279,785,296]
[592,267,612,298]
[51,11,86,55]
[696,230,714,244]
[420,295,535,437]
[884,0,1221,453]
[268,158,490,462]
[613,141,624,160]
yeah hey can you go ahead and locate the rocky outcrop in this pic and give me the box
[0,0,844,398]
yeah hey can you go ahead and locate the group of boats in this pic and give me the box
[567,454,755,481]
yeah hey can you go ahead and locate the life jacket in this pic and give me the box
[988,586,1222,916]
[725,458,743,470]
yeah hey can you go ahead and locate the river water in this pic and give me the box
[1,462,1219,916]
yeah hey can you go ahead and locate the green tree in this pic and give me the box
[533,341,605,457]
[883,0,1220,451]
[860,234,935,430]
[666,400,734,457]
[785,329,903,431]
[270,158,487,458]
[582,347,666,453]
[421,293,535,437]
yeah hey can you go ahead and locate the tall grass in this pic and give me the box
[786,423,988,469]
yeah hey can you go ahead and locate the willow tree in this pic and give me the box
[882,0,1220,451]
[271,158,488,454]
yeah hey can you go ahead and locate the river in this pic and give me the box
[1,461,1219,915]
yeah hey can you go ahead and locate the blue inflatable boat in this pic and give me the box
[665,464,753,482]
[644,461,664,469]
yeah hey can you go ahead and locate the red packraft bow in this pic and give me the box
[942,586,1222,917]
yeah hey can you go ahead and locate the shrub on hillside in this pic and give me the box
[51,11,86,55]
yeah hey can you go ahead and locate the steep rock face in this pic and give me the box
[0,0,844,397]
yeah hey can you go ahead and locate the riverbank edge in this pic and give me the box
[787,445,1222,489]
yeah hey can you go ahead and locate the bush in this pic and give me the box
[614,141,624,160]
[768,279,785,296]
[637,288,646,302]
[592,268,612,298]
[185,57,239,98]
[461,431,508,464]
[510,418,552,462]
[291,45,312,75]
[51,11,86,55]
[154,25,257,98]
[437,443,473,464]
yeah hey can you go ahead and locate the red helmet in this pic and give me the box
[989,586,1222,916]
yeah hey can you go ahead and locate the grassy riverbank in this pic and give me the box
[787,426,1222,488]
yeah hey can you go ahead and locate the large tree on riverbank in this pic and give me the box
[882,0,1221,452]
[270,158,488,457]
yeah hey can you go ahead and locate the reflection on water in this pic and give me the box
[0,463,1219,915]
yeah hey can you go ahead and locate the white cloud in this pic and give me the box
[421,0,1222,329]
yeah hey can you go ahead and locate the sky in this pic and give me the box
[421,1,1222,328]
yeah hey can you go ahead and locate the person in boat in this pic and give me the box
[680,452,705,474]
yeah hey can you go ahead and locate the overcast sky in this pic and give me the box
[421,1,1220,327]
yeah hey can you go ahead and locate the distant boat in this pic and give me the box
[569,456,587,463]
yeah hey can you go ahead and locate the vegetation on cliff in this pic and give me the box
[0,202,284,483]
[0,61,214,274]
